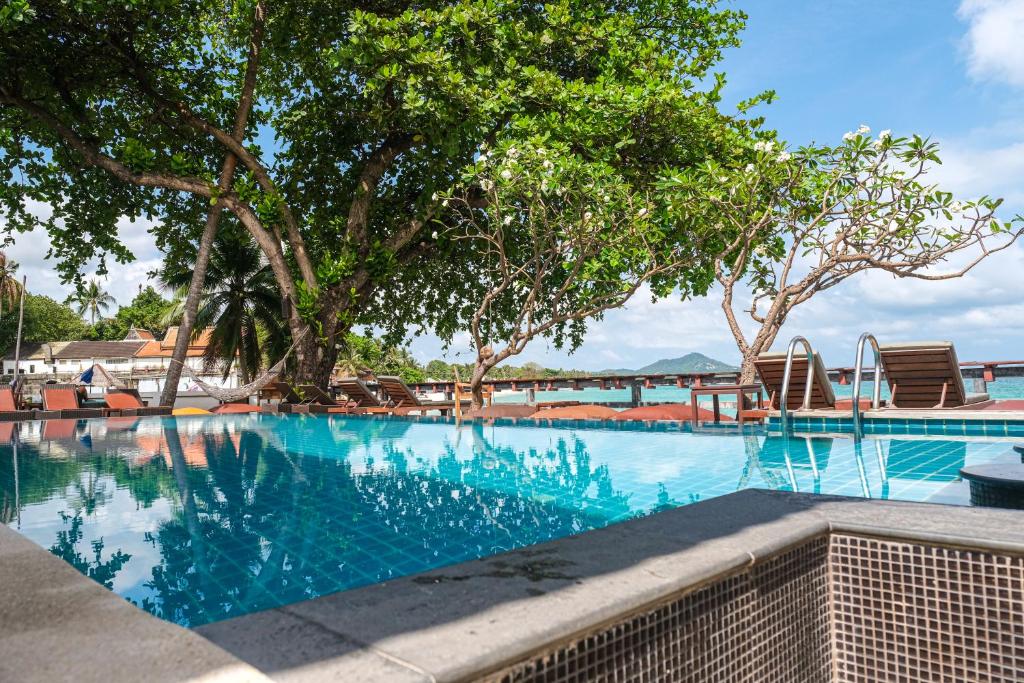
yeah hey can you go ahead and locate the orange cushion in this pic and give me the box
[106,392,143,409]
[44,388,79,411]
[532,405,620,420]
[613,404,734,422]
[0,388,16,412]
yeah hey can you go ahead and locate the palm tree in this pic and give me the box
[0,252,21,318]
[70,279,115,324]
[162,227,284,383]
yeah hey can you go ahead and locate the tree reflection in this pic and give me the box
[49,512,131,590]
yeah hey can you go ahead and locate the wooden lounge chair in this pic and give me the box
[753,351,836,411]
[376,375,467,415]
[335,377,383,409]
[879,341,990,409]
[0,384,34,421]
[268,381,305,405]
[104,388,172,416]
[296,384,365,414]
[41,384,105,419]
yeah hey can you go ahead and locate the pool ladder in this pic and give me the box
[778,336,816,434]
[851,332,883,439]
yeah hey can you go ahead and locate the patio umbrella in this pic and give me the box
[73,363,126,388]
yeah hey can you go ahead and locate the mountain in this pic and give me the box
[600,352,737,375]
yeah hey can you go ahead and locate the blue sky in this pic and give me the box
[9,0,1024,370]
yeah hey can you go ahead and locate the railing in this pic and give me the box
[851,333,882,438]
[778,336,815,434]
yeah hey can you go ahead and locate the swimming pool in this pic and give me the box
[1,414,1020,627]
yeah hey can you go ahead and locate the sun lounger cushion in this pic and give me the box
[0,388,17,412]
[43,387,80,411]
[879,341,977,408]
[106,392,144,410]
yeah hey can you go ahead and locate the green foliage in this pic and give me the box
[422,359,589,382]
[0,0,759,379]
[91,286,175,340]
[336,333,424,384]
[66,279,115,325]
[0,293,89,353]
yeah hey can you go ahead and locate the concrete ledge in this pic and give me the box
[0,524,269,683]
[195,491,1024,682]
[7,489,1024,682]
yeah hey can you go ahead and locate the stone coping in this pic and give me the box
[194,491,1024,682]
[0,521,268,683]
[5,489,1024,682]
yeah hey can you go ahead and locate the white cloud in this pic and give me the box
[958,0,1024,87]
[0,207,165,308]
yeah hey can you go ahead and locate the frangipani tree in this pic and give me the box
[665,126,1023,381]
[433,140,721,407]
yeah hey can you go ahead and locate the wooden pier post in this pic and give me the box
[630,380,642,407]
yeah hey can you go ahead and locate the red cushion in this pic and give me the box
[44,388,79,411]
[0,388,17,412]
[106,392,143,409]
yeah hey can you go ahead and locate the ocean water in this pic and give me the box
[2,413,1019,627]
[493,377,1024,406]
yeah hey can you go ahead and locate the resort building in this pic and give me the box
[0,327,238,394]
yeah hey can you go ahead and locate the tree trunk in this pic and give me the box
[294,331,338,388]
[159,1,266,409]
[469,360,494,411]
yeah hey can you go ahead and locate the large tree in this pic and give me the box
[0,0,754,386]
[427,138,722,406]
[665,128,1023,381]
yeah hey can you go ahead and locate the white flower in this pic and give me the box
[431,230,439,239]
[500,169,513,180]
[637,207,649,217]
[843,131,855,142]
[887,220,899,234]
[555,187,564,196]
[857,124,870,134]
[542,159,554,170]
[763,141,774,152]
[431,192,439,201]
[872,140,883,149]
[583,211,593,221]
[442,199,449,207]
[480,179,494,191]
[718,176,729,183]
[950,201,963,213]
[503,215,513,226]
[745,163,755,173]
[753,141,765,152]
[777,151,791,162]
[506,146,519,159]
[879,129,892,140]
[479,152,489,162]
[536,147,546,157]
[541,180,549,193]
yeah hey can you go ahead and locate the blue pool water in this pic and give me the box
[1,414,1020,627]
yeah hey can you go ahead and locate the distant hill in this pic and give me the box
[600,352,737,376]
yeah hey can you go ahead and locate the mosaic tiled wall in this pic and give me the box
[486,538,832,683]
[831,534,1024,682]
[485,534,1024,683]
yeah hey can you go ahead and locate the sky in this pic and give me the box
[5,0,1024,370]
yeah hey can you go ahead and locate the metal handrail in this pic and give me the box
[851,333,882,438]
[779,336,815,434]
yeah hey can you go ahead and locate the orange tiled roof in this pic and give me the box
[160,326,215,351]
[135,327,216,358]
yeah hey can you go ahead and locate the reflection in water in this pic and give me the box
[0,416,1010,627]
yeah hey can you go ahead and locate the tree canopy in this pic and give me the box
[0,293,89,352]
[663,127,1023,379]
[0,0,759,383]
